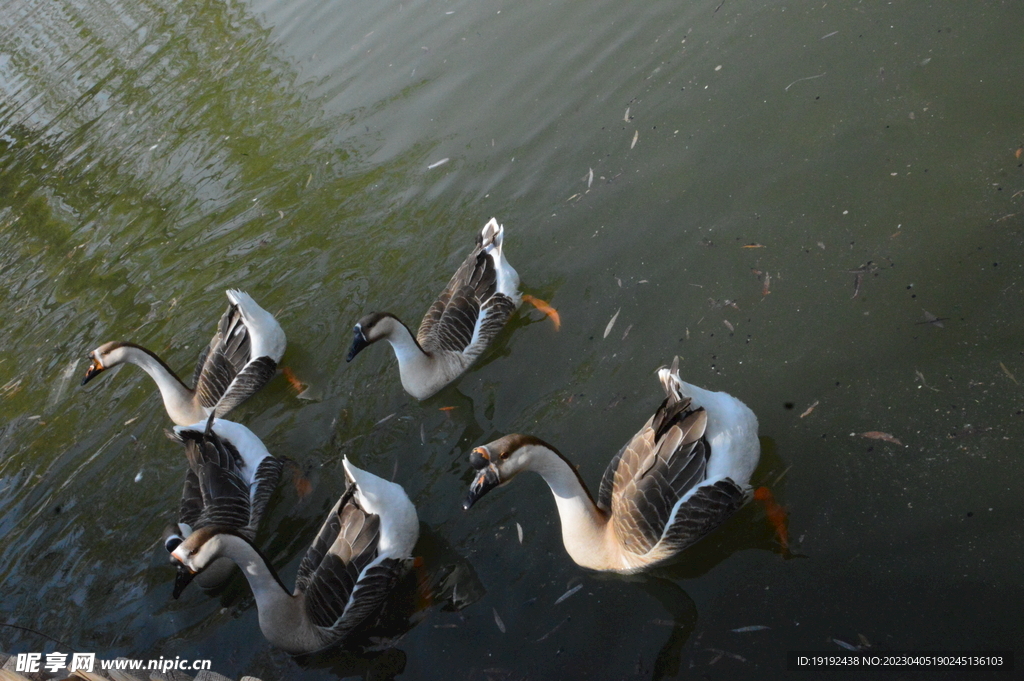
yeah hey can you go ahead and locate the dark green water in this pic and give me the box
[2,0,1022,678]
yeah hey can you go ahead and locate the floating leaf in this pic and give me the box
[554,584,582,605]
[604,308,620,338]
[799,400,819,418]
[860,431,902,445]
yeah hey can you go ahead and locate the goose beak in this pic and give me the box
[81,358,105,386]
[346,326,369,362]
[172,563,197,599]
[463,447,501,510]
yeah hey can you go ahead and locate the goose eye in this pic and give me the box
[500,450,511,460]
[189,547,198,556]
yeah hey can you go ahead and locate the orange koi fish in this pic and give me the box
[754,486,789,553]
[522,294,561,331]
[281,366,307,394]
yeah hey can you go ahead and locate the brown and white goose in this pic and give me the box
[171,458,420,654]
[346,218,521,400]
[82,290,286,426]
[164,417,284,592]
[463,357,760,573]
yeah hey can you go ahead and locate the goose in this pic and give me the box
[171,458,420,654]
[82,290,286,426]
[346,218,521,400]
[463,357,760,573]
[163,416,284,592]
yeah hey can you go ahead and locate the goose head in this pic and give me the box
[346,312,400,361]
[81,341,127,385]
[463,434,555,510]
[169,525,230,598]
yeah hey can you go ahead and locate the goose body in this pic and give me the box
[164,418,284,590]
[347,218,520,399]
[464,357,760,573]
[172,458,419,654]
[82,290,286,426]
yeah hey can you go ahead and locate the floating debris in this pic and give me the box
[554,584,583,605]
[723,320,734,332]
[1,377,23,397]
[630,130,639,149]
[741,243,765,248]
[832,638,860,651]
[772,464,792,486]
[731,625,770,633]
[604,308,621,338]
[624,107,630,122]
[427,157,450,169]
[999,362,1018,385]
[820,30,838,39]
[705,648,747,663]
[915,370,939,391]
[621,324,633,340]
[784,72,826,91]
[516,522,523,544]
[858,634,872,648]
[439,406,457,412]
[586,167,594,188]
[134,470,143,483]
[493,607,506,633]
[859,431,902,445]
[375,413,396,427]
[420,422,426,444]
[916,310,948,328]
[847,261,878,299]
[799,400,819,418]
[535,616,570,642]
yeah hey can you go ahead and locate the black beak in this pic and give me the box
[463,449,501,510]
[172,564,197,599]
[81,360,104,386]
[346,327,369,362]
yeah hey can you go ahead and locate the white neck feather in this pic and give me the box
[111,345,203,426]
[377,317,446,400]
[518,444,613,570]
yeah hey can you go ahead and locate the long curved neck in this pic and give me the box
[378,317,444,400]
[520,444,612,570]
[111,344,199,425]
[212,534,314,653]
